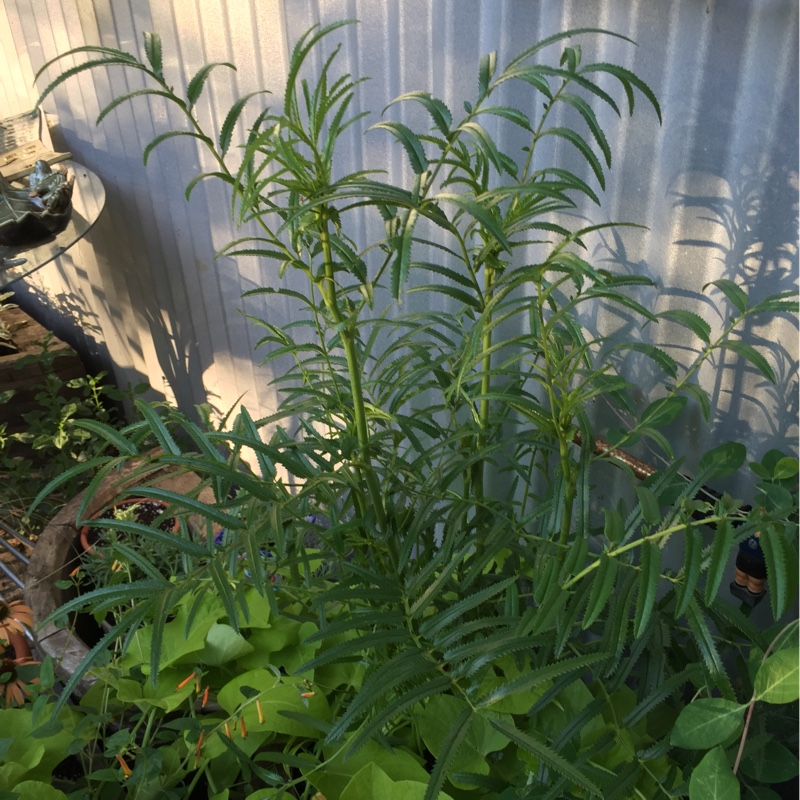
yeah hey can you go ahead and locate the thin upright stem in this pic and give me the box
[318,209,387,534]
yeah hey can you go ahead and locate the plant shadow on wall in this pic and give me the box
[43,119,216,417]
[667,158,799,454]
[21,21,799,800]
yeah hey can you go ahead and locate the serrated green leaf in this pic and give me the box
[675,528,703,618]
[603,508,624,545]
[97,88,175,125]
[142,130,214,166]
[679,382,712,422]
[558,92,611,166]
[219,91,270,155]
[186,61,235,110]
[478,50,497,96]
[759,528,788,619]
[419,577,517,636]
[434,193,511,253]
[387,91,452,136]
[686,598,735,700]
[540,127,605,188]
[423,704,475,800]
[391,209,418,299]
[634,540,660,637]
[704,519,734,606]
[475,105,531,131]
[582,553,618,629]
[720,341,776,383]
[142,32,163,79]
[614,342,678,378]
[706,278,747,314]
[487,717,601,796]
[635,485,660,525]
[581,62,662,123]
[657,308,712,343]
[459,121,509,176]
[372,121,428,174]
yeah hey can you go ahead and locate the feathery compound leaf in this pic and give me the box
[487,717,602,796]
[372,121,428,174]
[142,32,163,79]
[705,278,747,314]
[186,61,235,110]
[634,540,661,638]
[720,341,776,383]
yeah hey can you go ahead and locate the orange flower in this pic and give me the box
[116,754,132,778]
[0,656,38,706]
[0,602,33,641]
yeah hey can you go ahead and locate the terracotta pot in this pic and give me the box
[4,629,32,661]
[24,454,216,696]
[78,497,179,555]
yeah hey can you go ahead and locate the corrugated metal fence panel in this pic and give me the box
[1,0,797,493]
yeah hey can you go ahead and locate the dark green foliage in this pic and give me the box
[29,20,799,800]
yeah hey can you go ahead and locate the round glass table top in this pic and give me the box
[0,161,105,291]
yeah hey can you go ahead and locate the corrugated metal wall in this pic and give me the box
[1,0,797,494]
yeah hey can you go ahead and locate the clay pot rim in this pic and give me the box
[78,496,180,555]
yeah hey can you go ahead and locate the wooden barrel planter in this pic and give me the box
[24,454,216,695]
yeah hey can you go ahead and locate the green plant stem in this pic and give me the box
[732,620,798,775]
[317,209,387,534]
[562,514,729,589]
[472,265,496,501]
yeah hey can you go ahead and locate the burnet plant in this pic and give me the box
[32,21,798,799]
